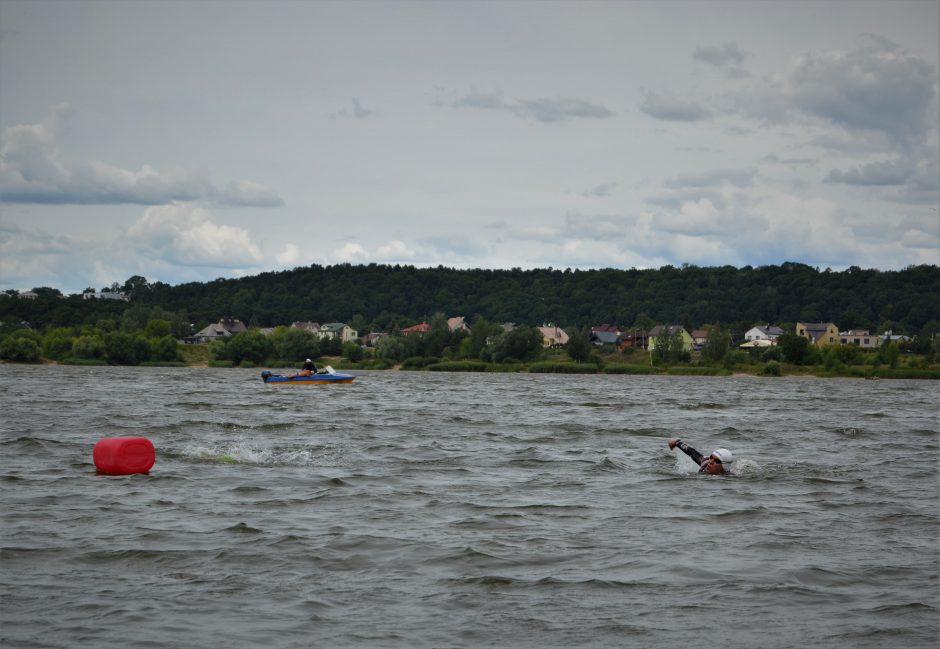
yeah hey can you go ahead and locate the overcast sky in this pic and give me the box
[1,0,938,294]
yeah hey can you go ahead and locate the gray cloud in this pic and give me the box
[791,35,935,148]
[693,41,750,78]
[0,108,284,207]
[453,90,614,123]
[825,158,913,186]
[665,169,756,189]
[639,90,711,122]
[582,182,617,198]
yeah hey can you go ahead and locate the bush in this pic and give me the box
[528,362,600,374]
[603,363,660,375]
[761,360,781,376]
[0,336,41,363]
[428,360,488,372]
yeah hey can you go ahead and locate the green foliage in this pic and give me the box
[226,330,273,366]
[104,331,150,365]
[701,324,731,363]
[376,335,407,362]
[565,326,593,363]
[761,360,782,376]
[603,363,660,374]
[528,362,599,374]
[72,335,105,360]
[342,341,364,362]
[0,336,41,362]
[778,334,812,365]
[428,360,488,372]
[42,328,75,360]
[488,325,544,363]
[150,335,181,362]
[145,319,171,338]
[270,327,320,361]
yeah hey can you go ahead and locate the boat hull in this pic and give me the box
[261,371,354,384]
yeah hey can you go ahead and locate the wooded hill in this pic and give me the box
[5,262,938,336]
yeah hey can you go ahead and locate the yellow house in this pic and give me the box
[648,325,694,351]
[796,322,839,346]
[539,325,569,348]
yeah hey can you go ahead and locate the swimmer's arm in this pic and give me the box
[670,438,705,466]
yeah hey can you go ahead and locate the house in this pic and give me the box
[447,316,471,332]
[319,322,358,343]
[401,322,431,335]
[291,321,321,334]
[189,317,248,343]
[744,324,784,343]
[82,290,129,301]
[619,331,648,349]
[796,322,839,346]
[590,330,621,347]
[592,324,621,336]
[690,329,709,348]
[362,332,388,347]
[839,329,880,348]
[647,325,694,352]
[17,291,38,300]
[539,325,569,348]
[881,330,911,344]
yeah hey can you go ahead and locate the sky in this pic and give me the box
[1,0,938,294]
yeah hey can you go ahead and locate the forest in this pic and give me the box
[3,262,938,336]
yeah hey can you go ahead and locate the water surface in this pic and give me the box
[2,366,937,648]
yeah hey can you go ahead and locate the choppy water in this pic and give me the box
[1,365,937,648]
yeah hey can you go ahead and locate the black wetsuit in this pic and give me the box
[674,440,709,473]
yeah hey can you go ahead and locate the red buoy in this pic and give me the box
[93,436,155,475]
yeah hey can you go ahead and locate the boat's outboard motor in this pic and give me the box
[261,370,272,381]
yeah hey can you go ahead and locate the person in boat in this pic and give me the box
[667,438,733,475]
[288,358,317,378]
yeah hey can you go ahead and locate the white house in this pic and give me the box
[319,323,358,343]
[744,325,785,343]
[839,329,880,348]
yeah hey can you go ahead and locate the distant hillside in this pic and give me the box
[139,262,938,334]
[4,263,938,335]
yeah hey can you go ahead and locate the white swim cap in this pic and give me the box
[712,448,733,464]
[306,358,312,362]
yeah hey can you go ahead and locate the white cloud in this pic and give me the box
[451,90,614,123]
[0,108,284,206]
[275,243,301,266]
[333,242,369,263]
[127,203,263,266]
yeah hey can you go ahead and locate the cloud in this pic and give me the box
[582,182,617,198]
[275,243,301,266]
[825,158,914,186]
[639,90,711,122]
[331,97,375,119]
[693,41,750,78]
[0,108,284,206]
[665,169,756,189]
[127,203,263,267]
[739,35,937,152]
[452,90,614,123]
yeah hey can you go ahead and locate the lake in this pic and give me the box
[1,365,937,648]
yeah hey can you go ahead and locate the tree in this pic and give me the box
[42,328,75,360]
[490,325,543,363]
[0,336,41,362]
[565,326,593,363]
[701,324,731,363]
[778,334,811,365]
[72,335,105,360]
[271,327,320,361]
[342,341,364,362]
[226,330,272,366]
[150,335,180,362]
[105,331,150,365]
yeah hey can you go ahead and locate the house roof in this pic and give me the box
[590,331,620,344]
[447,316,469,331]
[592,324,620,334]
[649,325,687,336]
[401,322,430,334]
[538,326,569,344]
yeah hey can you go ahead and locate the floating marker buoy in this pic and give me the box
[93,436,155,475]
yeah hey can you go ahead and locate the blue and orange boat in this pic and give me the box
[261,367,354,384]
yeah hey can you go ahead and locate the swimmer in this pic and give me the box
[667,438,733,475]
